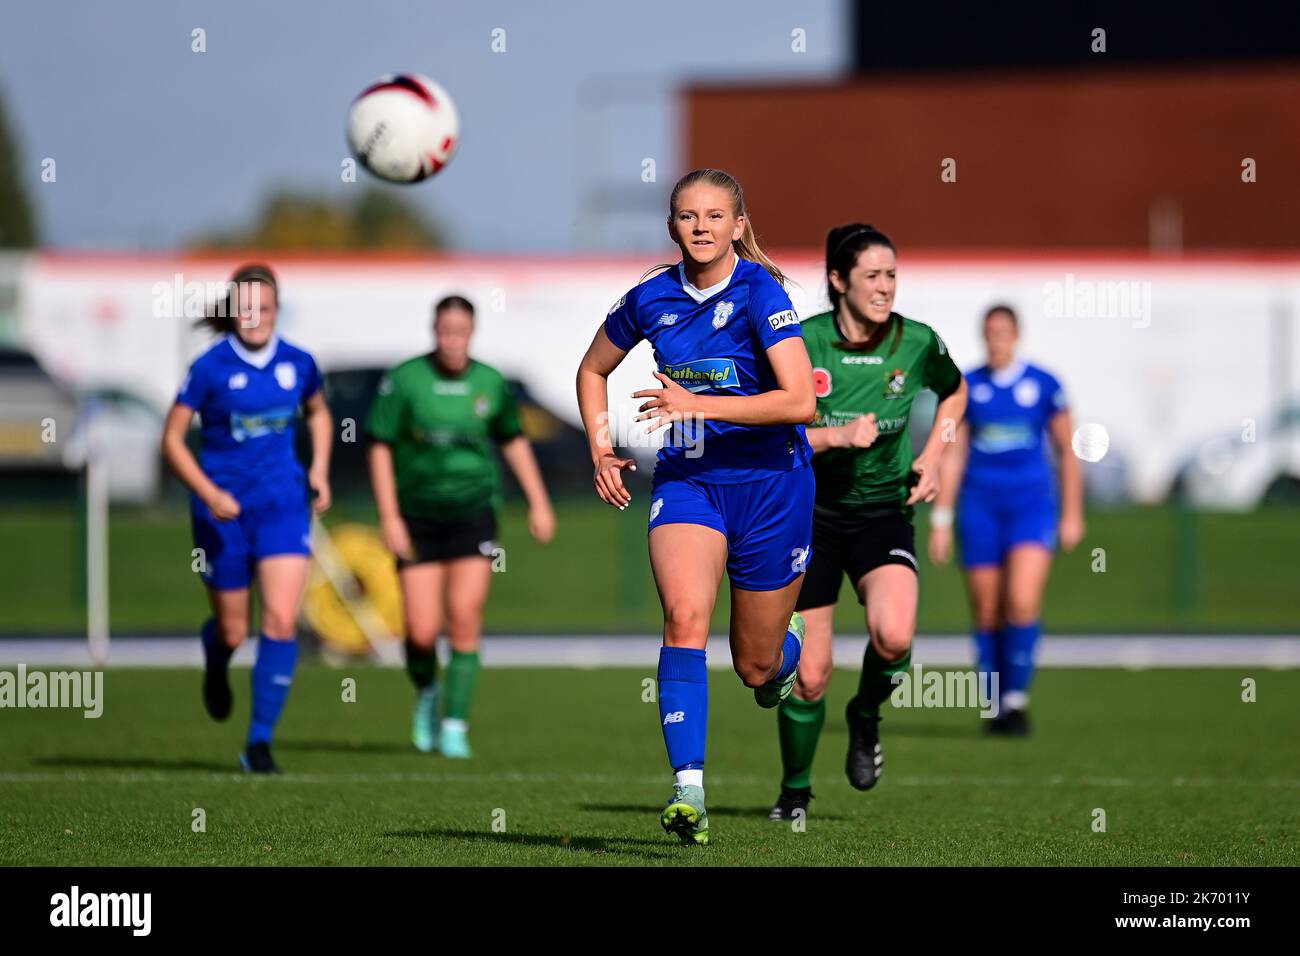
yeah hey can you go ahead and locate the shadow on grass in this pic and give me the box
[384,827,679,861]
[276,739,415,756]
[33,755,235,773]
[876,721,984,740]
[578,802,851,822]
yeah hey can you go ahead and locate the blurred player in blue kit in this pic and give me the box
[161,263,333,773]
[929,304,1085,734]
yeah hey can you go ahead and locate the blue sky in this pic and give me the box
[1,0,847,253]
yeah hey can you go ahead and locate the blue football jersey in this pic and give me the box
[177,335,322,506]
[963,360,1066,491]
[603,256,811,483]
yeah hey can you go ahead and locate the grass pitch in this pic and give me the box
[1,665,1297,866]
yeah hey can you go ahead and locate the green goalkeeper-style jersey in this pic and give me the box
[366,354,523,520]
[802,311,962,516]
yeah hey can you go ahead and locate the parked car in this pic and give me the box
[1175,404,1300,509]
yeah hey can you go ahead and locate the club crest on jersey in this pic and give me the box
[813,367,832,398]
[227,372,248,390]
[274,362,297,391]
[1014,378,1041,408]
[657,313,678,326]
[711,300,734,330]
[883,368,908,399]
[474,395,490,417]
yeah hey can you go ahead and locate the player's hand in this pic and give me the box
[928,526,954,566]
[593,453,636,510]
[632,371,698,433]
[529,501,556,545]
[1059,510,1086,552]
[381,514,414,561]
[907,453,940,505]
[309,469,332,515]
[838,412,879,448]
[205,488,242,521]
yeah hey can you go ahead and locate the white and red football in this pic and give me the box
[346,73,460,184]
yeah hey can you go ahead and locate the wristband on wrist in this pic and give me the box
[930,505,954,529]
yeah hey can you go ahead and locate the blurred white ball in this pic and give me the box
[1071,423,1110,463]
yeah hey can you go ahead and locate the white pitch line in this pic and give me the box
[1,770,1297,788]
[1,634,1299,668]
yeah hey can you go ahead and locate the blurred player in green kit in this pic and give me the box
[768,225,967,820]
[367,295,556,758]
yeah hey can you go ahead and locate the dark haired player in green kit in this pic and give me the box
[768,225,967,820]
[367,295,555,758]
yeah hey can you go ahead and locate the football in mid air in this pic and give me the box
[346,73,460,184]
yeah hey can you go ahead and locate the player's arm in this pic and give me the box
[577,326,637,509]
[500,437,556,545]
[303,389,333,514]
[367,440,413,559]
[908,376,968,505]
[160,402,240,521]
[928,417,969,565]
[1048,408,1086,551]
[634,337,816,428]
[807,414,879,453]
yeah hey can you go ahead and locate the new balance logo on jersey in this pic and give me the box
[657,313,678,326]
[649,498,664,521]
[663,711,686,725]
[227,372,248,390]
[712,301,734,329]
[767,310,798,331]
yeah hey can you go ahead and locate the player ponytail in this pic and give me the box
[668,168,787,287]
[198,262,278,337]
[825,223,902,355]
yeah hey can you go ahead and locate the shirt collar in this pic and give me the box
[678,255,739,305]
[226,333,280,370]
[989,358,1027,388]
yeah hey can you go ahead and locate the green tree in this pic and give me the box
[190,186,445,251]
[0,90,38,247]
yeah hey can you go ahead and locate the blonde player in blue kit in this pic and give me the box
[161,264,333,774]
[576,169,816,845]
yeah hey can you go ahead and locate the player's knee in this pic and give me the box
[1003,601,1040,627]
[734,652,778,688]
[795,667,831,702]
[445,606,483,636]
[662,603,709,646]
[872,625,913,661]
[406,620,440,647]
[217,617,248,649]
[260,608,297,639]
